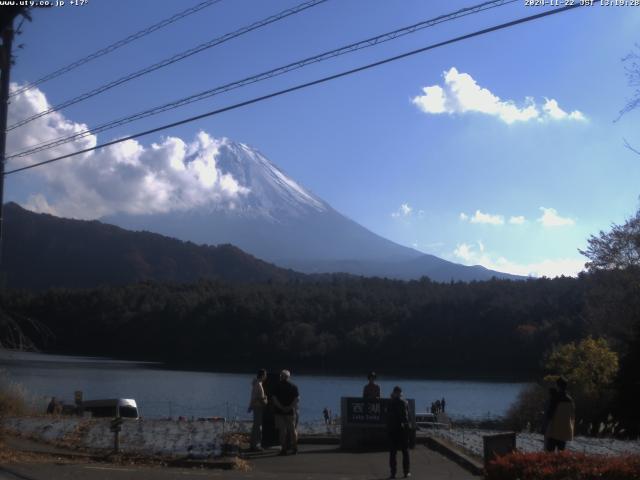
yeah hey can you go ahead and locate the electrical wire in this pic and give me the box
[7,0,329,131]
[9,0,224,98]
[7,0,518,160]
[4,4,582,177]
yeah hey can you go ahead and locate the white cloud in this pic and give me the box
[460,210,504,225]
[453,242,475,262]
[470,210,504,225]
[542,98,585,121]
[6,84,249,219]
[23,193,56,215]
[412,67,586,124]
[538,207,575,227]
[452,241,584,278]
[391,203,412,218]
[509,215,526,225]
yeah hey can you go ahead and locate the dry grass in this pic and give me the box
[0,373,32,418]
[0,440,80,465]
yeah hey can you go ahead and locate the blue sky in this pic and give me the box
[4,0,640,277]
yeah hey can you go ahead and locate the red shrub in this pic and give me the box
[485,451,640,480]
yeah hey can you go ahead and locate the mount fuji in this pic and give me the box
[105,138,520,282]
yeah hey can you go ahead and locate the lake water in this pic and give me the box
[1,350,528,423]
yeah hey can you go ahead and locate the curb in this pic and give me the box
[4,437,239,470]
[168,457,238,469]
[298,435,340,445]
[3,445,101,462]
[423,435,484,476]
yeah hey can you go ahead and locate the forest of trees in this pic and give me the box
[0,267,636,381]
[0,204,638,433]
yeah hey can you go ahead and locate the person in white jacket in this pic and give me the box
[248,369,268,451]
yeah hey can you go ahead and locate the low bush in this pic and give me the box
[0,372,30,417]
[485,451,640,480]
[504,383,547,432]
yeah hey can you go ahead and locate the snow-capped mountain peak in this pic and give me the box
[204,138,327,219]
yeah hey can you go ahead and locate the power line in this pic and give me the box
[7,0,518,160]
[8,0,224,98]
[7,0,329,131]
[4,4,582,177]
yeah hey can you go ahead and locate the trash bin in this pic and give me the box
[483,432,516,465]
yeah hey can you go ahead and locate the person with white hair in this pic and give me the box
[271,369,300,455]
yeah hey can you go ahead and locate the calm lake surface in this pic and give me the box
[1,350,528,422]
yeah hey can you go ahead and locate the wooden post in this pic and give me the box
[0,18,14,267]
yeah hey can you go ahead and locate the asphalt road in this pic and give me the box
[0,444,478,480]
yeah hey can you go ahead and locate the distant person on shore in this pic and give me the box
[543,377,575,452]
[363,371,381,400]
[430,402,435,415]
[441,397,446,413]
[435,399,441,413]
[272,369,299,455]
[323,407,330,425]
[46,396,59,415]
[387,386,411,479]
[248,369,268,451]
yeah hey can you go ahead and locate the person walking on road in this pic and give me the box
[543,376,575,452]
[387,386,411,479]
[363,371,381,400]
[248,369,268,451]
[272,369,300,455]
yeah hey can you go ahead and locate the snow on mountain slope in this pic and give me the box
[105,136,520,281]
[207,140,327,219]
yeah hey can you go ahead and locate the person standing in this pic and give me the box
[323,407,330,425]
[248,369,268,451]
[271,369,299,455]
[363,371,381,399]
[387,386,411,479]
[46,397,58,415]
[544,377,575,452]
[441,397,446,413]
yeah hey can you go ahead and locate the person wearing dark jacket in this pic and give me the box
[387,386,411,479]
[363,371,381,399]
[271,369,299,455]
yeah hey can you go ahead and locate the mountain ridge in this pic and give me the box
[2,202,307,290]
[105,138,522,281]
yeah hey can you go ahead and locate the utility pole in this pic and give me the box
[0,16,15,268]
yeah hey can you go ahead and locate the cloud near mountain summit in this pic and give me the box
[6,85,249,220]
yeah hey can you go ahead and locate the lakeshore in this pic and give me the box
[1,350,528,423]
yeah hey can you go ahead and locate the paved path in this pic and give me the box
[1,444,478,480]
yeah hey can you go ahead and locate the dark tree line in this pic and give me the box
[0,269,635,381]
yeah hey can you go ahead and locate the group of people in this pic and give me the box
[248,368,299,455]
[248,370,411,478]
[248,369,574,478]
[429,398,445,415]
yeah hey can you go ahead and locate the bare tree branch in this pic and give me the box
[624,138,640,156]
